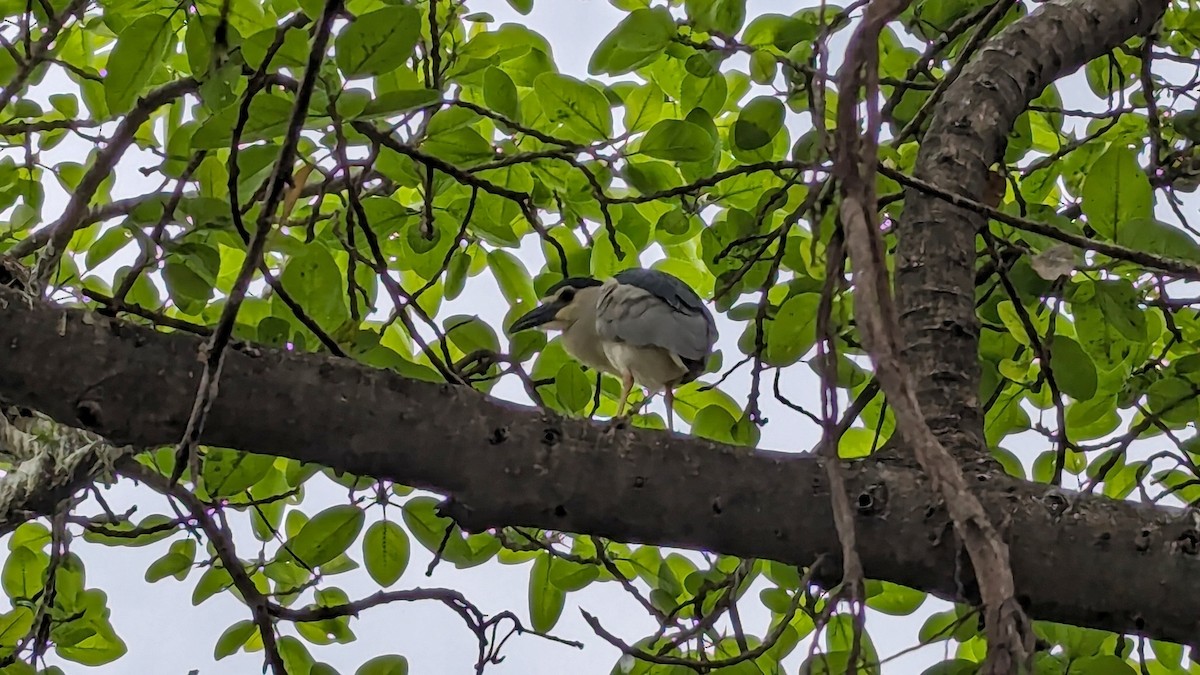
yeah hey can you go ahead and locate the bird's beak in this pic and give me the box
[509,302,563,333]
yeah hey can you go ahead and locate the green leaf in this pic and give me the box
[1081,144,1152,240]
[590,230,639,279]
[554,362,592,413]
[0,607,33,647]
[285,505,366,569]
[280,244,349,327]
[686,0,747,35]
[357,655,410,675]
[588,7,675,75]
[192,565,233,605]
[1049,336,1098,401]
[84,226,133,270]
[488,249,536,307]
[144,539,197,582]
[1151,640,1183,669]
[2,546,46,599]
[335,5,421,77]
[402,497,457,554]
[55,619,127,666]
[202,448,274,498]
[917,609,962,643]
[640,119,716,162]
[505,0,533,14]
[743,13,819,50]
[82,514,178,547]
[1065,656,1135,675]
[362,520,410,587]
[278,635,316,675]
[549,559,600,593]
[104,14,174,114]
[733,96,786,150]
[622,82,664,135]
[691,404,737,443]
[401,497,498,569]
[360,89,440,119]
[1113,217,1200,263]
[1173,109,1200,143]
[1093,280,1146,342]
[192,93,297,148]
[765,293,819,366]
[527,553,566,633]
[214,620,256,660]
[865,581,926,616]
[444,314,502,356]
[163,259,214,312]
[534,73,613,142]
[920,661,980,675]
[8,522,50,551]
[483,67,520,121]
[800,651,872,675]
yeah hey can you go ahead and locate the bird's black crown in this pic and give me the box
[545,276,603,296]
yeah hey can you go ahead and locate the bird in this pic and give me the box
[508,267,718,430]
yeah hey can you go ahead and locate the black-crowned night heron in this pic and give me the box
[509,268,718,430]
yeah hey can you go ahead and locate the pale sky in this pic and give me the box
[4,0,1190,673]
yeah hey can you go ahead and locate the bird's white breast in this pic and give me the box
[601,341,687,393]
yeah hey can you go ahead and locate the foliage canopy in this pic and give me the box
[1,0,1200,673]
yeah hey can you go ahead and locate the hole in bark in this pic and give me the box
[856,492,875,514]
[1177,529,1200,555]
[810,475,824,494]
[75,400,102,429]
[488,427,509,445]
[542,427,561,446]
[554,504,567,518]
[1135,528,1153,552]
[712,497,723,515]
[1095,532,1112,549]
[856,483,887,516]
[633,476,646,488]
[1043,492,1067,516]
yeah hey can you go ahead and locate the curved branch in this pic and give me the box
[893,0,1169,461]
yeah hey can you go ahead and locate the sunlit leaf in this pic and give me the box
[363,520,410,587]
[335,5,422,77]
[104,14,174,114]
[284,505,366,569]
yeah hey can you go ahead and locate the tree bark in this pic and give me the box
[1,285,1198,645]
[895,0,1168,461]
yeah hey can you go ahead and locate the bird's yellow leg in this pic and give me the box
[614,371,634,418]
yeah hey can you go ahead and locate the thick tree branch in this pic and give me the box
[834,0,1029,669]
[894,0,1170,461]
[1,286,1199,645]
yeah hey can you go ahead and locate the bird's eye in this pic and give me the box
[559,288,575,303]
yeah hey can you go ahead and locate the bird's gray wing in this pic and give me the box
[596,278,717,362]
[614,268,707,314]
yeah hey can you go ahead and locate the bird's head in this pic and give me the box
[509,277,604,333]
